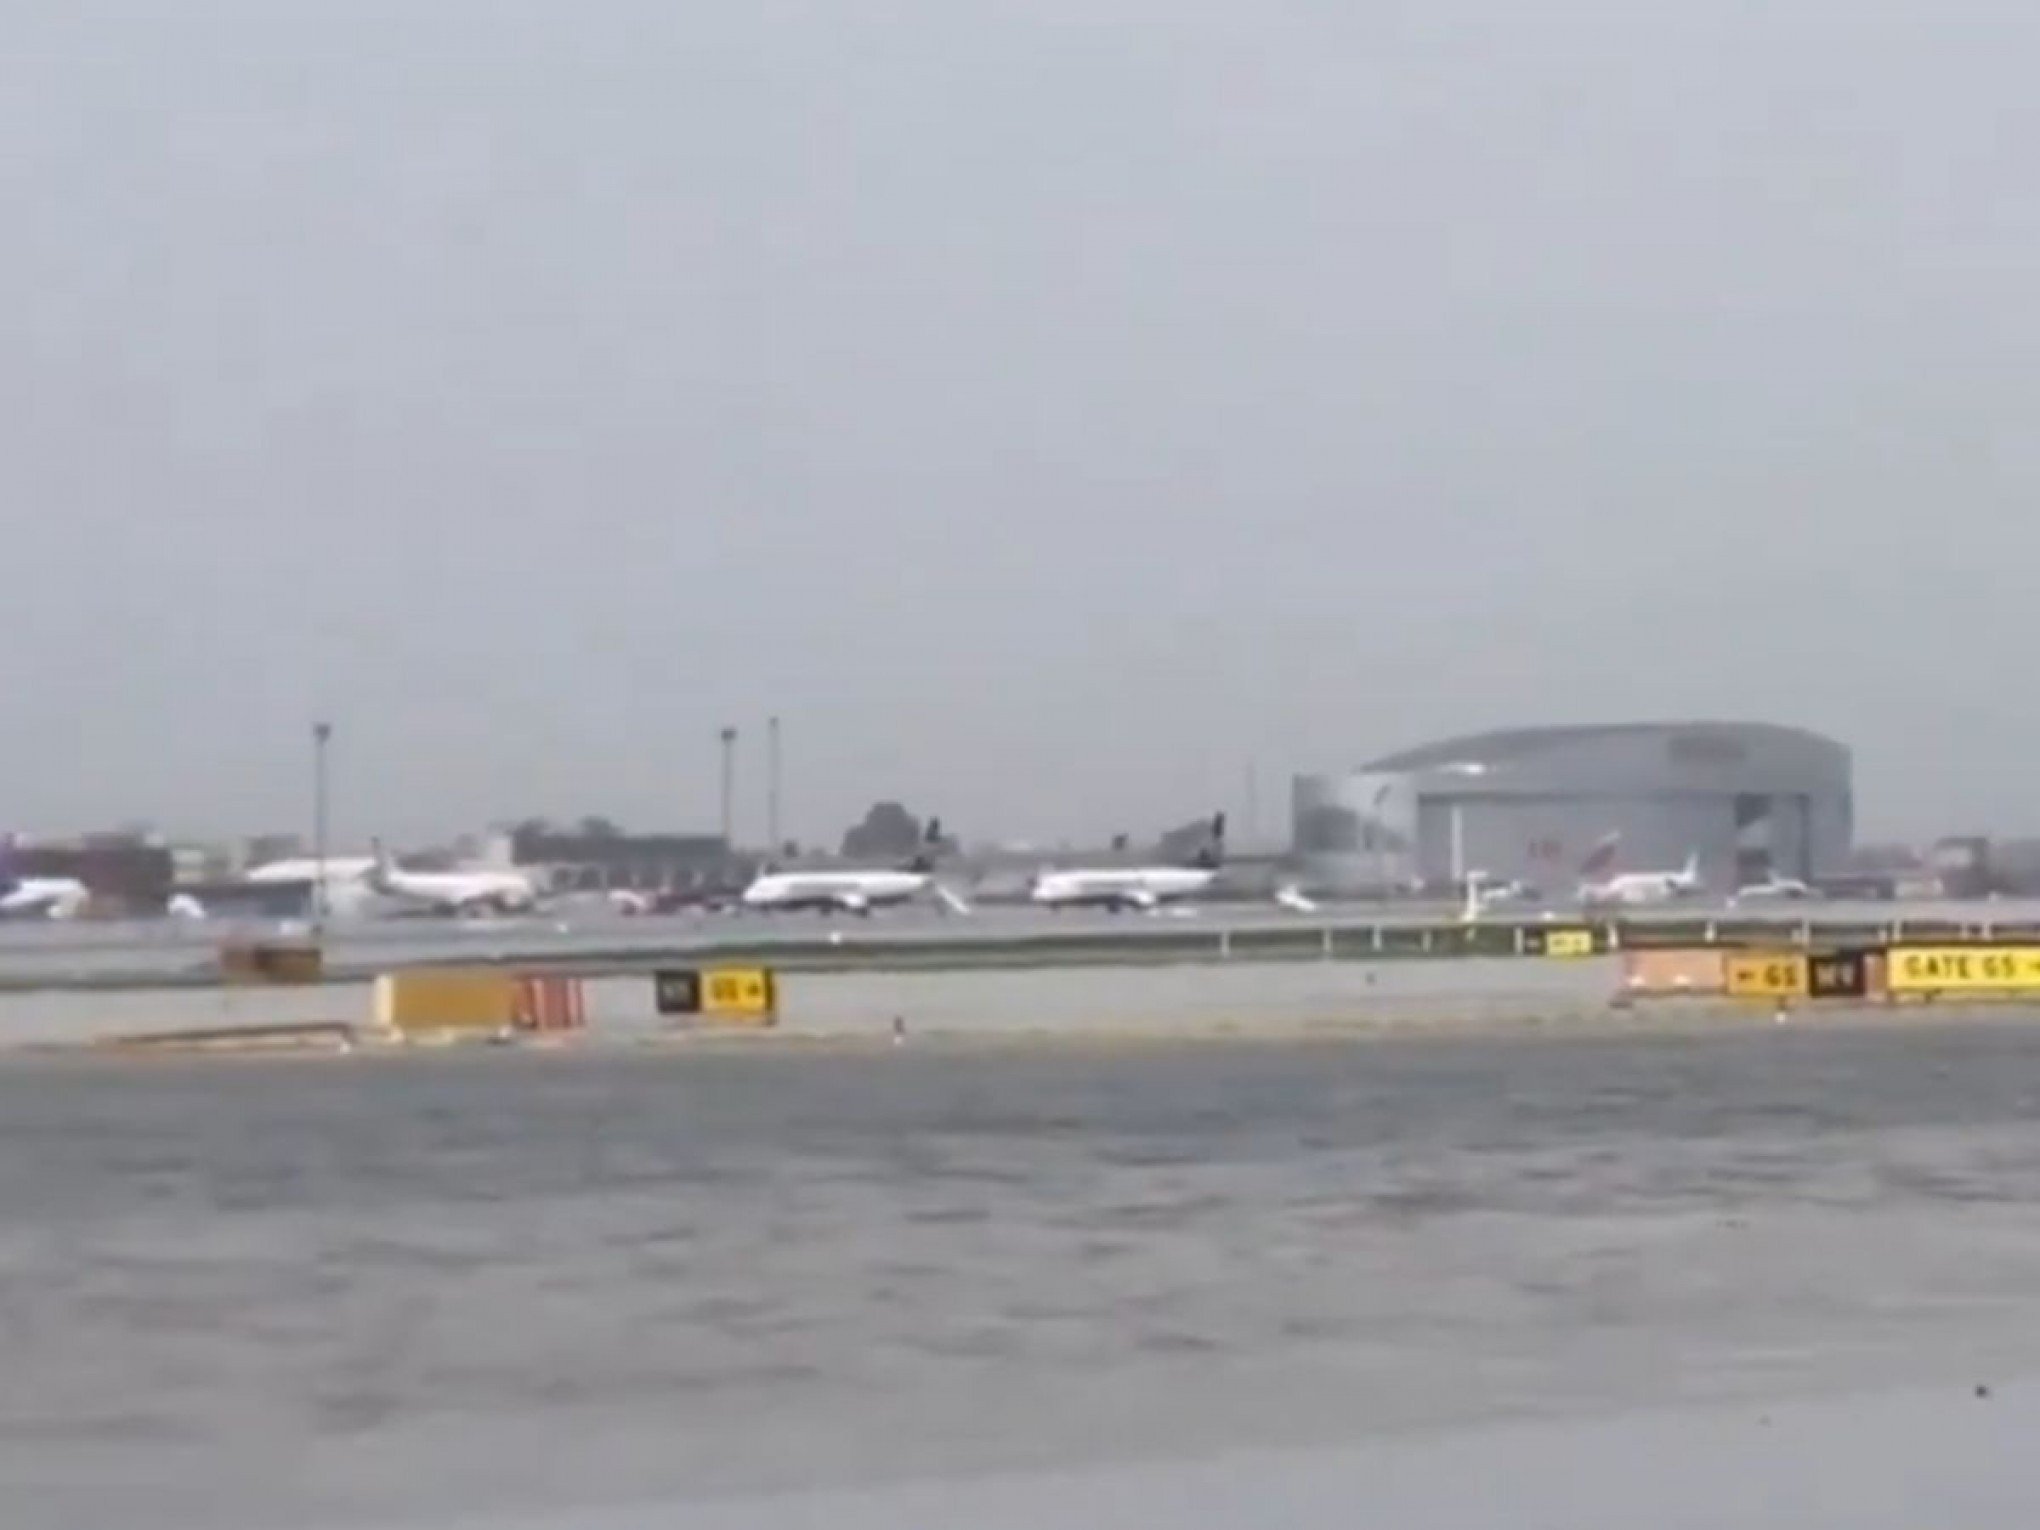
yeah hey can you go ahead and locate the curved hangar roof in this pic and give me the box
[1361,722,1849,795]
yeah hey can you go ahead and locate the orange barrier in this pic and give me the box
[513,974,587,1034]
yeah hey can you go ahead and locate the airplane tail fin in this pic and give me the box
[904,817,946,873]
[1578,831,1622,878]
[1183,816,1224,873]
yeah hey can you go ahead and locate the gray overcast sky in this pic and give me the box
[3,1,2036,847]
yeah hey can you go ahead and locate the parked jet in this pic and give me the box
[367,841,542,916]
[0,840,89,919]
[1029,814,1231,913]
[1579,846,1704,906]
[738,820,970,915]
[1730,874,1814,903]
[242,854,377,886]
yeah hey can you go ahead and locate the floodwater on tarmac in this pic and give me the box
[7,1023,2040,1528]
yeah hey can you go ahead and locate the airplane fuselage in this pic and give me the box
[370,868,540,915]
[739,869,931,914]
[1579,874,1700,907]
[1030,866,1217,912]
[0,877,89,919]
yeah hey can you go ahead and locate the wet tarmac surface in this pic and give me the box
[5,1020,2040,1526]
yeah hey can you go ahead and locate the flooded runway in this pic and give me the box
[7,1021,2040,1527]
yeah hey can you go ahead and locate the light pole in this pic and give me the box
[766,715,781,855]
[312,721,332,934]
[718,726,737,855]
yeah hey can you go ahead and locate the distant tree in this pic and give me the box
[841,801,925,861]
[508,818,555,860]
[577,815,622,839]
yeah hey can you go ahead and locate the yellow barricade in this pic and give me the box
[373,968,519,1039]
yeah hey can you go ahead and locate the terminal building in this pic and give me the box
[1291,722,1853,896]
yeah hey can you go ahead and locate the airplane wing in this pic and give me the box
[932,882,974,915]
[1273,884,1319,913]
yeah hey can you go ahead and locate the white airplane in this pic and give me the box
[1029,814,1233,913]
[738,820,970,915]
[1731,874,1814,903]
[0,836,90,919]
[0,867,89,919]
[243,854,377,886]
[366,840,542,916]
[1579,850,1704,907]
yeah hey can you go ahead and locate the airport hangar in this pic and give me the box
[1290,722,1853,896]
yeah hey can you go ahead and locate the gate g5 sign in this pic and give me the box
[653,965,778,1021]
[1886,946,2040,993]
[702,966,776,1017]
[1724,953,1809,1000]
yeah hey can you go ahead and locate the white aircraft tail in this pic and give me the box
[1273,883,1318,913]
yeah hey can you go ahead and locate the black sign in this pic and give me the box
[1807,949,1870,1000]
[654,968,702,1015]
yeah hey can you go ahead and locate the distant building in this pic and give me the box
[166,841,237,884]
[1293,721,1853,896]
[241,834,306,872]
[11,840,175,914]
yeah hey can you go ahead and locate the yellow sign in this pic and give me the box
[701,966,777,1017]
[374,968,518,1037]
[1724,952,1810,1000]
[1543,928,1596,958]
[1887,946,2040,993]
